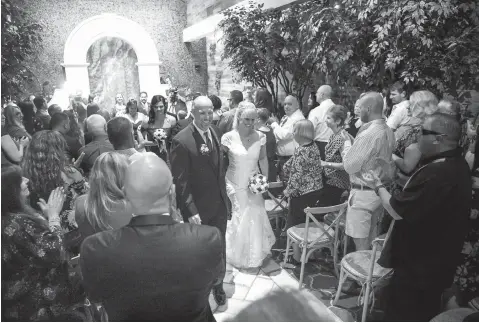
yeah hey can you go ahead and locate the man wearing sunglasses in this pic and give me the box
[367,113,471,321]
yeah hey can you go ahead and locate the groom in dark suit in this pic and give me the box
[171,96,229,306]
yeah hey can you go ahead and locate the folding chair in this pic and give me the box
[282,202,348,288]
[333,220,395,322]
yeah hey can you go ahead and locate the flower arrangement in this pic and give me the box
[248,173,269,194]
[153,129,168,141]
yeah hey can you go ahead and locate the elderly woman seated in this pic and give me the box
[283,119,323,265]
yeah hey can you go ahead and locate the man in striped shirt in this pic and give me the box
[343,92,395,251]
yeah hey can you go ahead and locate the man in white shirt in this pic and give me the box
[386,81,410,131]
[138,91,149,115]
[308,85,335,159]
[268,95,305,182]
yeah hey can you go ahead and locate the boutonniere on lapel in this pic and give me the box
[200,144,210,156]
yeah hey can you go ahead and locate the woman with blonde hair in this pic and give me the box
[221,105,275,269]
[392,90,439,189]
[4,104,30,139]
[75,152,131,243]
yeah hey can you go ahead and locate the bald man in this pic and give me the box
[343,92,395,251]
[170,96,229,306]
[80,153,223,321]
[308,85,335,158]
[367,113,471,321]
[79,115,113,176]
[268,95,305,182]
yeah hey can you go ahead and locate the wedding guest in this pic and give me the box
[218,90,243,134]
[209,94,223,125]
[48,103,62,117]
[343,92,395,251]
[283,119,323,264]
[167,87,188,115]
[107,117,140,158]
[255,88,274,113]
[80,153,223,321]
[308,85,335,159]
[97,109,111,122]
[112,93,126,117]
[1,111,29,166]
[86,103,100,117]
[140,94,176,163]
[346,97,363,138]
[50,112,81,164]
[79,115,113,177]
[371,113,471,321]
[138,91,149,115]
[256,108,277,182]
[319,105,353,205]
[392,90,438,189]
[173,110,193,135]
[304,91,319,118]
[4,104,30,139]
[22,130,88,232]
[32,96,51,133]
[18,101,36,135]
[123,100,147,130]
[269,95,305,182]
[2,166,84,321]
[386,81,410,131]
[75,152,130,245]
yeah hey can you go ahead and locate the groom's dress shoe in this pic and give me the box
[213,285,227,306]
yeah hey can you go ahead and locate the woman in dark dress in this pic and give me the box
[140,95,177,165]
[1,165,84,321]
[256,108,277,182]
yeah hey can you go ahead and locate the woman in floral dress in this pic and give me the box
[2,165,84,321]
[22,131,88,240]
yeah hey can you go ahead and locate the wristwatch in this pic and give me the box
[374,184,385,196]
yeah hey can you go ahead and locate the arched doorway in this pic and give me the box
[62,13,168,100]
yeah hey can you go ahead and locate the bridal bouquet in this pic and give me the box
[248,173,269,194]
[153,129,168,141]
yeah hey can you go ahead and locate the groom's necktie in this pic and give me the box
[204,131,218,168]
[204,131,213,152]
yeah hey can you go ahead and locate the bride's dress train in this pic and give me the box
[221,130,276,269]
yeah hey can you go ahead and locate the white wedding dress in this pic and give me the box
[221,130,276,268]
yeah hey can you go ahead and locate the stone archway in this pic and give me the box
[62,13,167,99]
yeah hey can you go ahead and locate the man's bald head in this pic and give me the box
[86,114,107,137]
[192,96,214,131]
[424,113,461,143]
[357,92,384,123]
[124,152,172,214]
[316,85,333,103]
[284,95,299,116]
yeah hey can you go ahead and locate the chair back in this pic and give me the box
[303,202,348,248]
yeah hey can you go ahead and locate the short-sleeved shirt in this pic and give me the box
[381,148,471,288]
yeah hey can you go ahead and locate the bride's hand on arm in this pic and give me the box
[188,214,202,225]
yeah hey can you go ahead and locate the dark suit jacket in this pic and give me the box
[170,123,229,223]
[80,214,222,322]
[217,109,236,134]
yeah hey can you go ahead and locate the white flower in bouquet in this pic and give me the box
[248,173,269,194]
[153,129,168,141]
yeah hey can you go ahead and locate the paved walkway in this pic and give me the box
[211,256,356,321]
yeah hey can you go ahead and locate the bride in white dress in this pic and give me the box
[221,106,276,269]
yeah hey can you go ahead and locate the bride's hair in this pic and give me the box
[233,101,257,130]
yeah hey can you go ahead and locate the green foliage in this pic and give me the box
[219,0,479,105]
[1,0,43,99]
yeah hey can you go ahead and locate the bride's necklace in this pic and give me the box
[240,131,254,142]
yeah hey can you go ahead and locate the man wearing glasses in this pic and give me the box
[368,113,471,321]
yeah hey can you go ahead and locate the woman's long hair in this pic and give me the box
[64,110,84,145]
[125,100,138,115]
[84,152,129,231]
[4,104,24,129]
[148,95,167,124]
[2,165,47,229]
[255,88,273,112]
[22,130,66,201]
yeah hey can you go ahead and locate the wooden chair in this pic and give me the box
[265,181,289,240]
[283,202,348,289]
[333,220,395,322]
